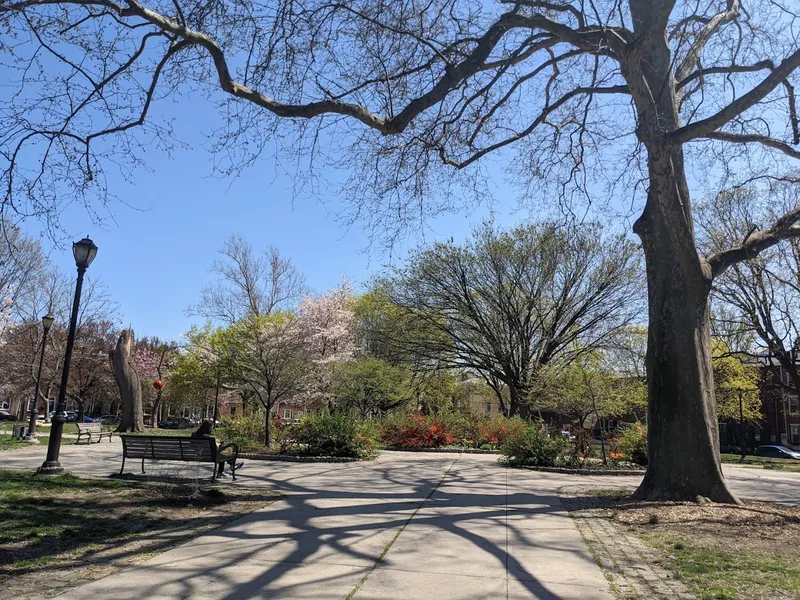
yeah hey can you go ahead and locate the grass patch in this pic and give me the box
[0,434,49,451]
[127,427,194,437]
[720,453,800,472]
[641,532,800,600]
[590,487,633,500]
[0,469,279,597]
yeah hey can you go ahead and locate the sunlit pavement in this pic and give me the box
[2,440,798,599]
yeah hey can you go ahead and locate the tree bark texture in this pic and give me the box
[624,0,738,502]
[633,150,737,503]
[111,329,144,433]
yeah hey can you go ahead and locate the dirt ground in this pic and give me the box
[565,488,800,600]
[0,472,279,600]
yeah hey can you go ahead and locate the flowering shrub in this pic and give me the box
[380,413,530,450]
[618,422,648,466]
[500,423,568,467]
[475,418,527,449]
[380,413,457,448]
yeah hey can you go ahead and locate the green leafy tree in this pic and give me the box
[378,222,642,418]
[332,357,413,418]
[711,340,761,423]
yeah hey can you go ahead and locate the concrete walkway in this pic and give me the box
[2,440,799,599]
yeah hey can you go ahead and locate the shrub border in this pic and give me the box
[239,452,362,463]
[514,465,645,476]
[383,447,500,454]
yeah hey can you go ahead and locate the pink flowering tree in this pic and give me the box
[133,338,178,426]
[297,279,358,409]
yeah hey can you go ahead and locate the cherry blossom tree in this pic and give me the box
[133,338,178,425]
[297,280,358,408]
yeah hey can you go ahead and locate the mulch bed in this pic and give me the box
[382,447,500,454]
[239,452,362,462]
[517,465,645,475]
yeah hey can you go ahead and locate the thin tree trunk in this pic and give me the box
[111,329,144,433]
[76,401,85,422]
[150,388,162,427]
[264,408,271,446]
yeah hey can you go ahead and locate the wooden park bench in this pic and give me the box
[76,422,113,444]
[119,435,239,481]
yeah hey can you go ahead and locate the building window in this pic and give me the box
[484,401,492,415]
[791,424,800,446]
[230,406,236,416]
[0,401,9,410]
[789,395,799,415]
[283,409,293,419]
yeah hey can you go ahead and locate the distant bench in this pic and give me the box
[119,435,239,481]
[76,422,113,444]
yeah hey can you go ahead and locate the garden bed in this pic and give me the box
[383,446,500,454]
[516,465,645,476]
[239,452,362,462]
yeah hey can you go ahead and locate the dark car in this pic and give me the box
[719,442,742,454]
[753,445,800,460]
[0,410,16,422]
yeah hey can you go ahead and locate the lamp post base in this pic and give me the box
[22,434,40,444]
[37,461,64,475]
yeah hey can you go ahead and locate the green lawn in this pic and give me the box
[642,531,800,600]
[720,453,800,472]
[0,434,49,451]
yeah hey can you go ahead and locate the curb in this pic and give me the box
[383,447,500,454]
[239,453,361,463]
[515,465,646,476]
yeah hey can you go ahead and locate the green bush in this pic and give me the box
[216,414,264,441]
[283,412,381,459]
[618,422,648,466]
[500,423,568,467]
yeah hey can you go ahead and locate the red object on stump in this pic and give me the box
[153,380,163,390]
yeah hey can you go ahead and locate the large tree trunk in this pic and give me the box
[111,329,144,433]
[633,151,737,503]
[624,0,737,503]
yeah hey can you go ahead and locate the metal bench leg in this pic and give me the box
[141,458,146,474]
[120,455,126,475]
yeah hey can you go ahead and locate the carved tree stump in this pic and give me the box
[111,329,144,433]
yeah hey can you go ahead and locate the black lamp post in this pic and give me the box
[23,312,55,443]
[38,237,97,475]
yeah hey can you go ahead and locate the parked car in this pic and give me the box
[99,415,121,424]
[753,445,800,460]
[719,442,742,454]
[65,411,78,423]
[158,417,196,429]
[0,410,15,422]
[82,416,95,423]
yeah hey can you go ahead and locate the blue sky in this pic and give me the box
[31,98,527,342]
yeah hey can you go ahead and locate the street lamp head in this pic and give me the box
[41,313,55,332]
[72,237,98,270]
